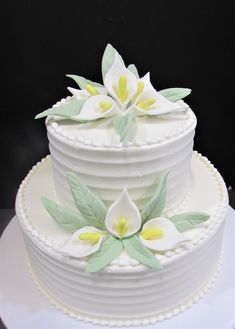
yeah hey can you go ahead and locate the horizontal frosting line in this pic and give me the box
[27,248,224,325]
[47,130,195,164]
[52,158,191,192]
[30,256,218,314]
[50,148,193,179]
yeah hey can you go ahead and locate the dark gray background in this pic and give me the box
[0,0,234,209]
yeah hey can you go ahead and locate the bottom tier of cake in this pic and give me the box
[15,152,228,326]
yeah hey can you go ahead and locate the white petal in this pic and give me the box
[140,217,185,251]
[74,95,121,121]
[68,87,90,100]
[134,90,184,116]
[60,226,104,258]
[104,54,138,108]
[105,188,141,238]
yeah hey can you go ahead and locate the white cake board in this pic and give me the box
[1,209,235,329]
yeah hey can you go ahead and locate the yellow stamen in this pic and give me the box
[132,81,144,102]
[99,101,112,112]
[117,75,128,103]
[85,84,100,96]
[140,228,164,240]
[79,232,101,244]
[137,98,156,110]
[114,218,129,237]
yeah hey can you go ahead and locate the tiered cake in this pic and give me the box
[15,44,228,325]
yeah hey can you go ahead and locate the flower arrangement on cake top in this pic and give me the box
[42,171,209,273]
[35,44,191,141]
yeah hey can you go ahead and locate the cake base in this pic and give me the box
[1,212,234,328]
[14,151,230,324]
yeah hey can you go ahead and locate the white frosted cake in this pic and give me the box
[15,44,228,325]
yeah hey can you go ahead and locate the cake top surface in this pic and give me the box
[47,98,196,148]
[36,44,194,144]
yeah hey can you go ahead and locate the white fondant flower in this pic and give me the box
[61,226,104,258]
[105,188,141,238]
[133,90,184,116]
[73,95,122,121]
[139,217,186,251]
[68,85,107,100]
[104,54,138,109]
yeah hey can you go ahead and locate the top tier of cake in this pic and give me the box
[34,44,197,213]
[46,97,196,212]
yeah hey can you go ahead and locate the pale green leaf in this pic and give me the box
[159,88,191,102]
[113,113,135,142]
[86,236,123,272]
[141,171,169,224]
[128,64,139,78]
[67,172,107,229]
[170,212,210,232]
[123,235,162,269]
[41,197,88,232]
[102,43,125,80]
[35,99,85,119]
[66,74,103,89]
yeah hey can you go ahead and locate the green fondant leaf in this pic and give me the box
[67,172,107,229]
[128,64,139,78]
[113,113,135,142]
[66,74,103,89]
[102,44,125,80]
[123,235,162,269]
[141,171,169,224]
[86,236,123,272]
[41,197,88,232]
[35,99,85,119]
[159,88,191,102]
[170,212,210,232]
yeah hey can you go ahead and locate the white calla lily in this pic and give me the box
[105,188,141,238]
[104,54,138,109]
[60,226,104,258]
[139,217,186,251]
[133,89,184,116]
[74,95,121,121]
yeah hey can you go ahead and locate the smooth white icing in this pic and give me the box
[15,152,228,323]
[46,97,196,211]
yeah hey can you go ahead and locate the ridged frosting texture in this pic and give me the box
[23,225,224,322]
[46,97,196,211]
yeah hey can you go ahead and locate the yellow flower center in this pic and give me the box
[117,75,128,103]
[85,84,100,96]
[99,101,112,112]
[114,217,129,237]
[140,227,164,240]
[79,232,101,244]
[136,98,156,110]
[132,81,144,102]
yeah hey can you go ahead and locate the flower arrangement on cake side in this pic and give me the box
[42,171,209,272]
[35,44,191,141]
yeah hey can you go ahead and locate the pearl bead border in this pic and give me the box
[46,96,196,149]
[16,151,228,270]
[26,247,224,326]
